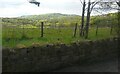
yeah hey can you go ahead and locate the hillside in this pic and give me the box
[21,13,80,20]
[2,13,81,26]
[2,12,118,27]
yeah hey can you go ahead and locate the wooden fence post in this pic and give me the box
[96,24,99,36]
[41,22,44,37]
[110,25,113,35]
[73,23,78,37]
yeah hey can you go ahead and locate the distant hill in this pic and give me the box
[2,13,81,27]
[21,13,81,20]
[2,12,118,27]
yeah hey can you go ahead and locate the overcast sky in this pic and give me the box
[0,0,118,17]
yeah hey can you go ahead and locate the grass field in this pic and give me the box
[2,27,117,48]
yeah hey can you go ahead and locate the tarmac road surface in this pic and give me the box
[52,58,119,72]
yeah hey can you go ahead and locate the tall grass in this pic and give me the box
[2,27,116,48]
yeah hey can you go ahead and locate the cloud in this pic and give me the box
[0,0,83,17]
[0,0,116,17]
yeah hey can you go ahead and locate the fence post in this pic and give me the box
[41,22,44,37]
[96,24,99,36]
[73,23,78,37]
[110,25,113,35]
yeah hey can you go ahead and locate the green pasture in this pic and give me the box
[2,27,117,48]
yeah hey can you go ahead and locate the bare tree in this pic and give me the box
[79,0,102,38]
[84,0,101,39]
[85,0,91,39]
[80,0,86,36]
[116,1,120,7]
[95,0,120,10]
[82,0,120,39]
[95,0,120,36]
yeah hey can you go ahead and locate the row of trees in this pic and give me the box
[79,0,120,39]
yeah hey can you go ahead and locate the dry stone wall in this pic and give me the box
[2,37,118,72]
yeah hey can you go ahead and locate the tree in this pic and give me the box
[80,0,119,39]
[116,1,120,7]
[85,0,91,39]
[80,0,86,36]
[81,0,100,39]
[95,0,120,37]
[95,0,120,10]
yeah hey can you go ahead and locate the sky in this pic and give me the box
[0,0,118,17]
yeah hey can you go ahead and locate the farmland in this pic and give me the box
[2,13,118,48]
[2,13,119,72]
